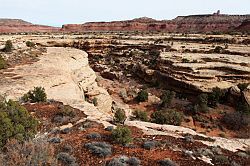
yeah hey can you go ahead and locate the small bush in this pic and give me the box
[160,90,175,108]
[238,83,249,92]
[213,155,229,164]
[21,87,47,103]
[132,110,148,121]
[151,109,183,126]
[57,152,76,165]
[158,159,177,166]
[208,87,226,108]
[214,46,224,53]
[86,132,102,139]
[56,105,76,118]
[48,137,61,144]
[0,55,6,69]
[221,112,249,130]
[143,141,158,150]
[26,41,35,47]
[3,40,13,52]
[236,101,250,114]
[111,126,132,145]
[114,108,126,124]
[93,97,98,106]
[85,142,112,157]
[0,139,57,165]
[0,98,38,147]
[107,156,141,166]
[136,90,148,102]
[182,58,190,63]
[193,94,209,113]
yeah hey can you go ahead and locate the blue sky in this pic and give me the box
[0,0,249,27]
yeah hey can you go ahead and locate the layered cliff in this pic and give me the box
[0,19,60,33]
[62,14,250,33]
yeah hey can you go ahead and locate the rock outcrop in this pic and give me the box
[0,19,60,33]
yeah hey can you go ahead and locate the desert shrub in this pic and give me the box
[213,155,229,164]
[86,132,102,139]
[62,144,73,153]
[57,152,77,165]
[93,97,98,106]
[136,90,148,102]
[127,157,141,166]
[236,101,250,114]
[0,55,6,69]
[85,142,112,157]
[208,87,226,108]
[114,108,126,124]
[182,58,189,63]
[48,137,61,144]
[111,126,132,145]
[143,141,158,150]
[193,94,209,113]
[160,90,176,108]
[56,105,76,118]
[0,139,57,165]
[0,98,38,147]
[132,110,148,121]
[107,156,140,166]
[214,46,224,53]
[222,112,249,130]
[26,41,35,47]
[238,83,249,91]
[3,40,13,52]
[158,159,177,166]
[151,109,183,126]
[21,87,47,103]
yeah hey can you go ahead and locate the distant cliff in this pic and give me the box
[0,19,60,33]
[1,13,250,34]
[62,14,250,33]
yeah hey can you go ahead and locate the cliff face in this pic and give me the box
[0,19,60,33]
[62,14,250,33]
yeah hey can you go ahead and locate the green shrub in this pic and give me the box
[114,108,126,124]
[0,98,38,147]
[160,90,175,108]
[236,101,250,114]
[136,90,148,102]
[193,94,209,113]
[151,109,183,126]
[111,126,132,145]
[238,83,249,91]
[21,87,47,103]
[132,110,148,121]
[26,41,35,47]
[208,87,226,108]
[3,40,13,52]
[93,97,98,106]
[182,58,190,63]
[0,55,6,69]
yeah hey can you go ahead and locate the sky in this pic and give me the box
[0,0,249,27]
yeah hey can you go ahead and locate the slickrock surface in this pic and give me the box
[0,47,113,126]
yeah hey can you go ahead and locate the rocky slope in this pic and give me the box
[0,19,60,33]
[62,14,250,33]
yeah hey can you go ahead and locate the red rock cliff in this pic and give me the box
[0,19,60,33]
[62,14,250,33]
